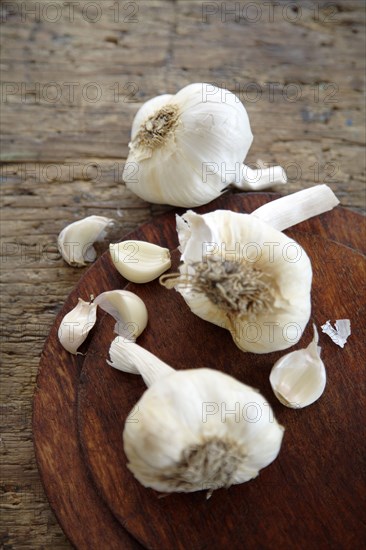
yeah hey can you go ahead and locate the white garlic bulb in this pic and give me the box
[270,325,326,408]
[109,240,171,283]
[58,297,97,354]
[123,83,287,207]
[161,186,339,354]
[108,340,284,496]
[163,215,312,354]
[94,290,148,339]
[58,215,115,267]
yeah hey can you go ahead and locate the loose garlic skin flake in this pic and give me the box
[270,326,326,408]
[109,341,284,496]
[123,83,286,207]
[58,298,97,354]
[58,216,115,267]
[109,240,171,283]
[163,209,312,354]
[94,290,148,339]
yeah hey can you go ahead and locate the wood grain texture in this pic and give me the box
[33,194,366,549]
[77,238,366,550]
[1,0,365,548]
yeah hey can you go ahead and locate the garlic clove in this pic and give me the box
[269,325,326,408]
[109,240,171,283]
[58,298,97,354]
[58,215,115,267]
[94,290,148,340]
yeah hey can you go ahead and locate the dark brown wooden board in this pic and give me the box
[77,236,365,550]
[33,193,366,550]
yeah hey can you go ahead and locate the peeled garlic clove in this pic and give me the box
[58,216,115,267]
[58,298,97,354]
[94,290,148,339]
[109,240,171,283]
[269,325,326,408]
[108,341,284,496]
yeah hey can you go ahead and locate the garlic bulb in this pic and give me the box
[123,83,287,207]
[108,340,284,496]
[162,213,312,354]
[161,186,339,354]
[58,216,115,267]
[269,325,326,408]
[109,240,171,283]
[58,297,97,354]
[94,290,148,339]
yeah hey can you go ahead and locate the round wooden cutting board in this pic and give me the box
[33,193,366,550]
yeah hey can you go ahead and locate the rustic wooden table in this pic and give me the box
[1,1,365,548]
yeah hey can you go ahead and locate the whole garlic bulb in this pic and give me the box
[123,83,287,207]
[163,210,312,354]
[108,341,284,496]
[161,186,339,354]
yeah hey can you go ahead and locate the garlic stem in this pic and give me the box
[108,339,174,387]
[251,184,339,231]
[236,164,287,191]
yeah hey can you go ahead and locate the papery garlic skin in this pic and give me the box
[269,325,326,408]
[58,216,115,267]
[321,319,351,348]
[58,298,97,354]
[109,240,171,283]
[123,83,286,207]
[109,341,284,495]
[94,290,148,339]
[168,209,312,354]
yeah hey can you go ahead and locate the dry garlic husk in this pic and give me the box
[58,215,115,267]
[94,290,148,339]
[270,325,326,408]
[108,341,284,495]
[321,319,351,348]
[58,298,97,354]
[161,185,339,354]
[109,240,171,283]
[123,83,286,207]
